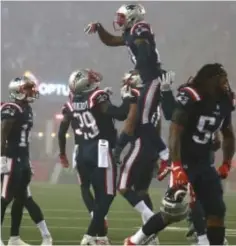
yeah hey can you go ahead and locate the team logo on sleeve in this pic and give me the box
[176,92,189,106]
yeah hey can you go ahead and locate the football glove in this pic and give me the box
[84,22,101,34]
[0,156,12,174]
[159,71,175,92]
[171,161,188,186]
[217,161,231,179]
[157,160,170,181]
[59,154,69,168]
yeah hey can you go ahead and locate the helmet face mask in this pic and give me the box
[122,72,144,88]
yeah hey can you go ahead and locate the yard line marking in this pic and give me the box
[4,215,236,225]
[2,225,236,236]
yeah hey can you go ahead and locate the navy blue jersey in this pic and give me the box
[65,89,117,149]
[61,99,81,145]
[175,86,235,164]
[1,102,33,158]
[123,21,162,83]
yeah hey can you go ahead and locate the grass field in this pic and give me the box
[1,183,236,245]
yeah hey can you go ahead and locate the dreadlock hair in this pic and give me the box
[190,63,227,91]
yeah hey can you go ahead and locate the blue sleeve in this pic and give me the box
[106,99,130,121]
[161,90,176,121]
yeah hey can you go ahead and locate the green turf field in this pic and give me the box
[2,184,236,245]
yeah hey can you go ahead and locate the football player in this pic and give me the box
[58,90,99,229]
[169,63,235,245]
[124,63,235,245]
[60,69,118,245]
[1,76,52,246]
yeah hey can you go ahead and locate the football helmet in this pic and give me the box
[122,71,144,88]
[9,75,39,103]
[113,4,146,31]
[160,185,189,223]
[68,69,102,94]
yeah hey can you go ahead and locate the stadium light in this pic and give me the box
[51,133,56,138]
[38,132,44,137]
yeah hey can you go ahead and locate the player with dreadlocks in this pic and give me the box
[124,63,235,246]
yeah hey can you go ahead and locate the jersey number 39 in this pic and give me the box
[74,111,99,140]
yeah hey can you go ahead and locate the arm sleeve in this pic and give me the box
[160,90,176,121]
[106,98,130,121]
[221,113,232,131]
[58,104,72,155]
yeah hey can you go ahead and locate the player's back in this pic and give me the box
[70,89,117,149]
[123,21,162,82]
[176,86,234,164]
[1,102,33,158]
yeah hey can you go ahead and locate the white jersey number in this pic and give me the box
[192,116,216,144]
[19,124,30,147]
[74,111,99,140]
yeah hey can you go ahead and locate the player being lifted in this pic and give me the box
[1,76,52,246]
[58,68,119,245]
[124,63,235,245]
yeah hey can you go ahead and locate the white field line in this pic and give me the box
[2,225,236,236]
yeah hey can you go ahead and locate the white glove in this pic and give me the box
[0,156,12,174]
[159,71,175,92]
[84,22,100,34]
[120,85,133,99]
[103,87,113,96]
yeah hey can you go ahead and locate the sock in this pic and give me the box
[207,226,225,245]
[142,212,167,236]
[134,201,154,224]
[191,200,206,236]
[9,236,20,241]
[1,198,9,224]
[81,186,95,214]
[37,220,51,238]
[130,228,147,244]
[10,200,24,236]
[198,234,209,245]
[25,197,44,224]
[142,194,153,211]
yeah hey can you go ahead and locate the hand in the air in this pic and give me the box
[120,85,133,99]
[0,156,11,174]
[218,162,231,179]
[84,22,101,34]
[157,160,170,181]
[59,154,69,168]
[171,161,188,186]
[159,71,175,92]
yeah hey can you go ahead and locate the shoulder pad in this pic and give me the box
[176,87,201,107]
[130,21,152,37]
[89,90,109,108]
[1,102,23,119]
[61,101,74,115]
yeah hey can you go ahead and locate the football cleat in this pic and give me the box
[8,237,30,246]
[41,235,53,246]
[124,237,136,246]
[80,234,97,245]
[96,236,111,245]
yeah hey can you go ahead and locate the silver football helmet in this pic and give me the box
[160,185,189,223]
[9,75,39,103]
[122,71,144,88]
[68,69,102,94]
[113,3,146,31]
